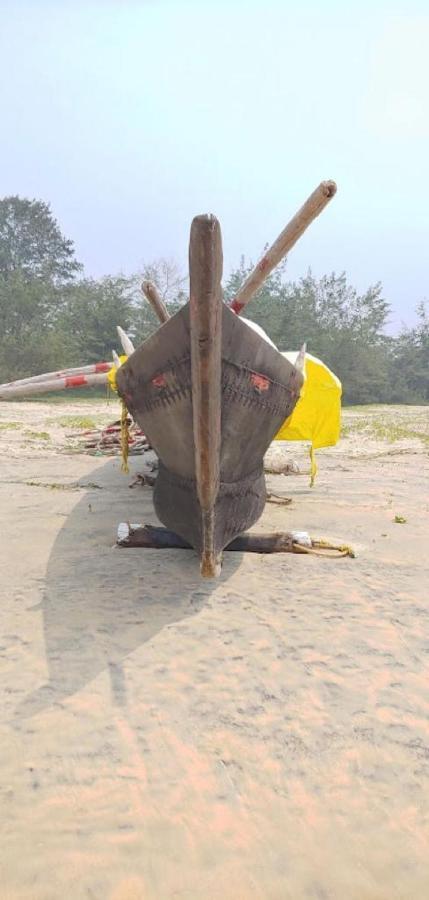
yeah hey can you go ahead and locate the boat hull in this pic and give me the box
[117,302,303,562]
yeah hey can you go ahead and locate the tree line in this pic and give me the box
[0,195,427,405]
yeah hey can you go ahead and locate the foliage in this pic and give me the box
[0,197,81,380]
[133,259,187,344]
[0,271,73,379]
[0,196,81,283]
[225,261,392,404]
[51,415,101,429]
[390,303,429,403]
[0,193,427,407]
[59,276,137,364]
[340,409,429,446]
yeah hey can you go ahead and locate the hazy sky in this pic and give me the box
[1,0,428,332]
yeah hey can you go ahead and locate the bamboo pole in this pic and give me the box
[230,180,337,314]
[141,280,170,324]
[0,361,111,391]
[0,372,108,400]
[189,214,223,578]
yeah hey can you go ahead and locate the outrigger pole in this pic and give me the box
[0,326,136,400]
[0,371,108,399]
[141,281,170,324]
[140,182,337,327]
[189,215,223,578]
[0,361,111,392]
[230,180,337,314]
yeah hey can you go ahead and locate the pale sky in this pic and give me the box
[1,0,428,332]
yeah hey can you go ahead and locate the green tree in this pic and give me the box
[391,303,429,403]
[134,259,187,344]
[0,196,81,283]
[0,272,75,380]
[0,195,82,379]
[60,276,137,363]
[224,262,391,404]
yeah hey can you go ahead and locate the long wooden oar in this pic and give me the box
[189,214,223,578]
[141,280,170,324]
[230,180,337,314]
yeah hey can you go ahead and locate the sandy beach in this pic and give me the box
[1,398,428,899]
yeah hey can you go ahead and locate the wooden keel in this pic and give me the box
[189,215,223,577]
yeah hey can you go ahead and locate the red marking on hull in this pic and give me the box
[152,374,167,388]
[250,373,270,392]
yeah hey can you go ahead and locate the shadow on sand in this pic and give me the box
[15,459,242,718]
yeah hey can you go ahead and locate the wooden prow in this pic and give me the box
[231,180,337,314]
[189,215,223,577]
[141,280,170,324]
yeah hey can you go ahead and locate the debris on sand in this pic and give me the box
[70,418,150,457]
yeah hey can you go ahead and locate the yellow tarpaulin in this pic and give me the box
[274,352,342,485]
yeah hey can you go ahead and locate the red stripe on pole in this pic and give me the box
[95,362,111,373]
[66,375,87,388]
[230,299,245,314]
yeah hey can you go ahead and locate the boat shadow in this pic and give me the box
[15,459,242,719]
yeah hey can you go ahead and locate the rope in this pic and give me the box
[266,493,292,505]
[120,400,130,473]
[107,355,131,473]
[292,538,355,558]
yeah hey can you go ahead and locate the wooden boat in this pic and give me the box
[117,214,304,576]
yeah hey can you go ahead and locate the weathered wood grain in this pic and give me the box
[189,215,223,577]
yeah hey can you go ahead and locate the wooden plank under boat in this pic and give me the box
[116,214,304,576]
